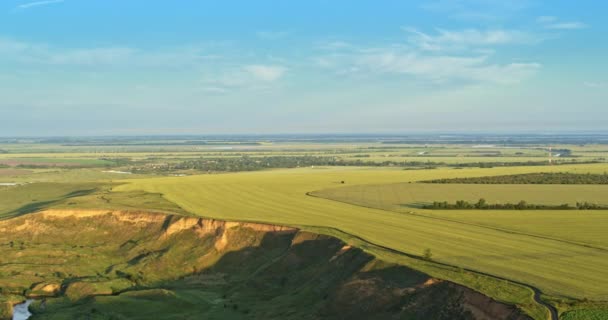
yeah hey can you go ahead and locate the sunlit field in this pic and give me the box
[116,164,608,303]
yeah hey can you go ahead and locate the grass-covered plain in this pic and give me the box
[115,164,608,306]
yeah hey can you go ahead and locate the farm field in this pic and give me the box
[2,139,608,319]
[314,183,608,208]
[115,163,608,305]
[312,183,608,247]
[2,140,607,169]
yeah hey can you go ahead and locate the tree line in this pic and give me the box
[423,198,608,210]
[423,172,608,184]
[129,156,603,174]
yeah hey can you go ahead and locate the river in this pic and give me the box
[12,300,33,320]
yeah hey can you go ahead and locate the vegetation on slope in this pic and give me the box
[0,183,187,220]
[0,211,531,320]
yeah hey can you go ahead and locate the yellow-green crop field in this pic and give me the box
[316,183,608,207]
[3,140,608,319]
[115,163,608,305]
[312,183,608,249]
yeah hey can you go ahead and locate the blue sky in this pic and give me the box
[0,0,606,136]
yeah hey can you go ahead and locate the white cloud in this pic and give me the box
[199,64,288,93]
[244,65,286,81]
[16,0,65,10]
[405,28,537,51]
[0,37,213,67]
[537,16,588,30]
[352,49,539,84]
[317,26,541,85]
[545,22,588,30]
[46,47,136,65]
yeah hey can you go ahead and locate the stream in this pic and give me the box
[12,300,33,320]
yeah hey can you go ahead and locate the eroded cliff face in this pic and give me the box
[0,210,530,320]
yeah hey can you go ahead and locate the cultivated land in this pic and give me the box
[1,136,608,319]
[115,165,608,300]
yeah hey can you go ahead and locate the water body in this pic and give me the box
[12,300,33,320]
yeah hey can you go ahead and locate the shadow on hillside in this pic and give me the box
[8,219,518,320]
[92,231,462,320]
[399,201,430,209]
[1,187,98,220]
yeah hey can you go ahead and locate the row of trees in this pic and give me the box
[424,172,608,184]
[129,156,604,174]
[131,156,450,173]
[423,198,608,210]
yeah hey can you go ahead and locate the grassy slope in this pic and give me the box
[0,185,188,221]
[113,163,608,317]
[0,183,101,220]
[1,212,492,320]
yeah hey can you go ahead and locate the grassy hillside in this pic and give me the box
[0,211,530,320]
[0,183,101,220]
[0,182,187,220]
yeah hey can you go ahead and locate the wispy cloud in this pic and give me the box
[16,0,65,10]
[200,64,288,94]
[244,65,286,81]
[404,28,538,51]
[545,22,588,30]
[317,26,541,85]
[421,0,533,21]
[0,35,289,96]
[537,16,588,30]
[355,50,539,84]
[0,37,216,67]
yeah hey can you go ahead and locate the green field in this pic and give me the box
[2,140,608,319]
[113,164,608,305]
[0,183,101,220]
[311,182,608,249]
[315,183,608,207]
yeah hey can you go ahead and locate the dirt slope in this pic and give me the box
[0,210,531,320]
